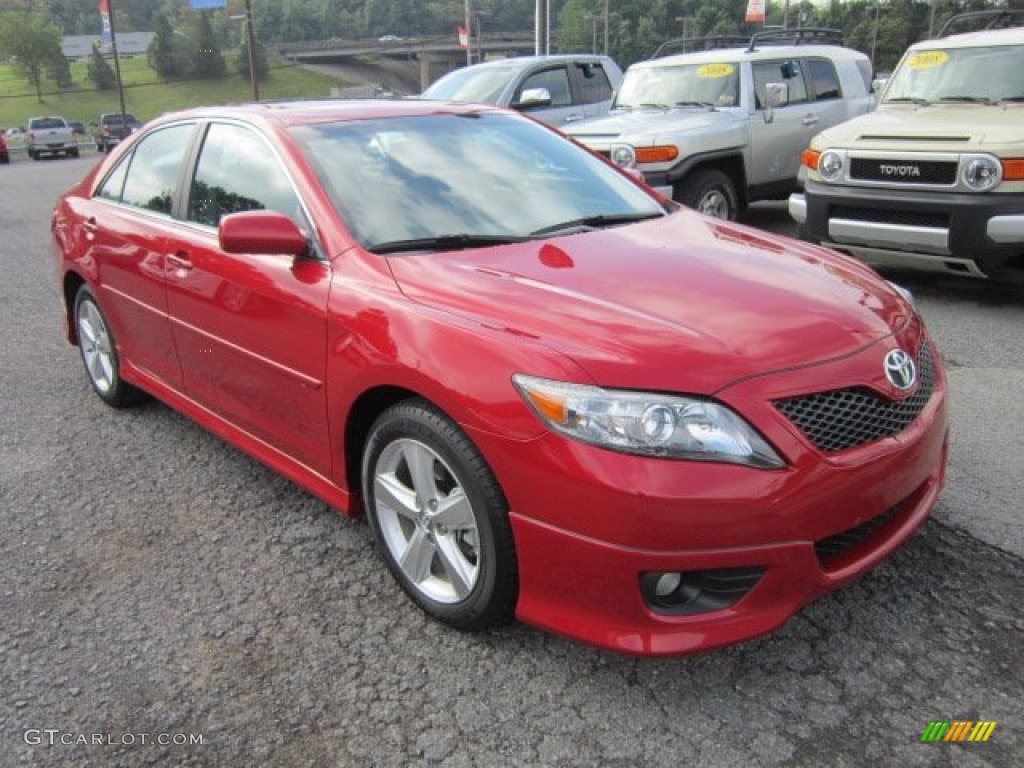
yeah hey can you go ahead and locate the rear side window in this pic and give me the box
[807,59,842,100]
[575,62,614,104]
[104,123,194,215]
[518,67,573,107]
[30,117,66,129]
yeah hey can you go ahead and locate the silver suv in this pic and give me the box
[566,30,874,220]
[421,55,624,127]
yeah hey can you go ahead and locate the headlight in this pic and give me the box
[818,150,843,181]
[512,375,784,469]
[961,154,1001,191]
[610,144,636,169]
[886,280,915,308]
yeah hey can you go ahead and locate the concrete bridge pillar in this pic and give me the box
[418,52,461,91]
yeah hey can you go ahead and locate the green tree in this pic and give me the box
[148,13,184,79]
[193,11,226,78]
[49,54,73,90]
[0,11,65,102]
[87,43,117,90]
[237,31,269,82]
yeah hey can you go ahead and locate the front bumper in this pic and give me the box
[791,182,1024,278]
[473,333,949,656]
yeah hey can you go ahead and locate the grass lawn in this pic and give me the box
[1,53,350,134]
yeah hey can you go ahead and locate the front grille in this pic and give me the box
[815,504,900,565]
[830,206,949,229]
[774,343,936,453]
[849,157,957,185]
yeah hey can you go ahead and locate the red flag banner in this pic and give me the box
[98,0,111,42]
[745,0,766,23]
[457,26,469,49]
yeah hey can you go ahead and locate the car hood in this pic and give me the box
[565,108,736,144]
[815,104,1024,150]
[386,211,913,393]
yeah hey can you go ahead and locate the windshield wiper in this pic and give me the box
[368,233,530,254]
[674,100,716,108]
[636,103,671,111]
[999,96,1024,102]
[530,211,664,237]
[939,95,996,104]
[885,97,932,105]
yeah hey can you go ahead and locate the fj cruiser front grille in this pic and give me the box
[830,206,949,229]
[849,158,958,185]
[774,343,936,453]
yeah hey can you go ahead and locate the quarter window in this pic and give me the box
[188,123,304,228]
[117,124,195,214]
[807,59,842,100]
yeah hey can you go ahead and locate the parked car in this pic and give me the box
[69,121,87,136]
[790,10,1024,283]
[421,54,624,127]
[26,116,78,160]
[0,131,9,164]
[95,112,139,153]
[565,29,875,220]
[52,100,948,656]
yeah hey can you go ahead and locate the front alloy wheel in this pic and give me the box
[362,400,517,630]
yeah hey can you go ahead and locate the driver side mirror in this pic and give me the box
[763,82,789,123]
[513,87,553,110]
[218,210,309,257]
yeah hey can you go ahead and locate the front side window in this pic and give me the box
[188,122,304,228]
[110,123,195,214]
[518,67,573,107]
[292,113,664,250]
[752,60,808,107]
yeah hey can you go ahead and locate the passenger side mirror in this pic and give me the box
[218,210,309,257]
[763,82,789,123]
[514,87,553,110]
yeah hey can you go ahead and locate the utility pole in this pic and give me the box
[106,0,129,128]
[536,0,549,55]
[243,0,259,101]
[603,0,609,55]
[465,0,473,64]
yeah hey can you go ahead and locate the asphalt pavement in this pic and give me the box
[2,154,1021,767]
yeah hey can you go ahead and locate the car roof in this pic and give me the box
[453,54,616,70]
[147,99,509,130]
[633,44,868,70]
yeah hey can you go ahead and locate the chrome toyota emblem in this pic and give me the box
[884,349,916,390]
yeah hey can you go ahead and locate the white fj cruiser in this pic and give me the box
[790,11,1024,282]
[566,29,874,220]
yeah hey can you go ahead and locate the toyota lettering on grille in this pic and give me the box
[880,164,922,177]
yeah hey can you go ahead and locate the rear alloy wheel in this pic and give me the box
[678,169,739,221]
[73,286,145,408]
[362,400,517,630]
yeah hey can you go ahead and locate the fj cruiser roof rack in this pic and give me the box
[937,10,1024,38]
[651,28,845,59]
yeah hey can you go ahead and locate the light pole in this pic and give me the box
[585,14,598,53]
[603,0,609,55]
[472,10,489,64]
[465,0,473,64]
[675,16,695,52]
[870,4,885,71]
[243,0,259,101]
[104,0,129,128]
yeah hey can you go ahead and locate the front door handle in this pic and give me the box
[167,252,193,272]
[801,115,820,127]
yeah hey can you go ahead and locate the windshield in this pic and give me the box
[291,113,664,250]
[421,66,519,104]
[615,62,739,109]
[885,44,1024,103]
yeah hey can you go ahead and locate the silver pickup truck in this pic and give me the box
[566,29,874,220]
[26,116,79,160]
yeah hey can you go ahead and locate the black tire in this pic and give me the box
[70,147,80,158]
[361,400,517,631]
[677,169,740,221]
[73,286,146,408]
[28,149,38,161]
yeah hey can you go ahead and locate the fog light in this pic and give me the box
[654,572,682,597]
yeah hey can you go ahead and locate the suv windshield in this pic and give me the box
[292,113,663,250]
[421,66,519,104]
[885,44,1024,103]
[615,62,740,109]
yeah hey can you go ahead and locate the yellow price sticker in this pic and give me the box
[697,63,735,78]
[907,51,949,69]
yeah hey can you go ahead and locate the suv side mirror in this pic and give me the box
[763,82,789,123]
[514,87,552,110]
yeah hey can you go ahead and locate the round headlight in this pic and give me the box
[610,144,636,169]
[819,150,843,181]
[962,155,1001,192]
[639,404,677,444]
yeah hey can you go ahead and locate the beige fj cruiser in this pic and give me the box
[790,11,1024,282]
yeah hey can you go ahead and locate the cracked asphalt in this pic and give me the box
[2,155,1021,767]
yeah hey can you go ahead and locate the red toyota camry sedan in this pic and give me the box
[51,100,948,655]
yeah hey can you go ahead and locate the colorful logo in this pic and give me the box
[921,721,997,742]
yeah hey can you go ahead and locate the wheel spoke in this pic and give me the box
[435,535,475,600]
[374,472,418,521]
[433,488,475,530]
[403,441,440,500]
[399,526,436,585]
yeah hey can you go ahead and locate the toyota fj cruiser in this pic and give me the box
[790,11,1024,282]
[566,29,874,220]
